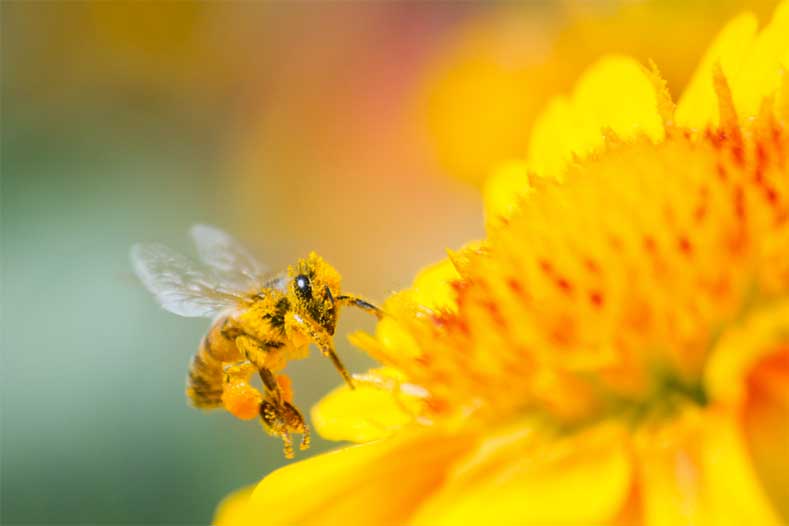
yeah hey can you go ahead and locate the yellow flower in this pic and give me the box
[217,3,789,525]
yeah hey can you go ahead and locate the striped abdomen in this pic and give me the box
[186,318,241,409]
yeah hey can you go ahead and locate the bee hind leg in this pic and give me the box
[258,367,285,404]
[281,400,310,451]
[280,433,295,459]
[299,425,311,451]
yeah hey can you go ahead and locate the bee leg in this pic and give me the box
[260,399,296,458]
[280,432,295,459]
[324,342,355,389]
[280,400,310,451]
[299,423,311,451]
[235,335,288,399]
[336,294,385,319]
[258,367,284,404]
[286,312,355,389]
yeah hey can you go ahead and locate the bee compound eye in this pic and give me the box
[294,274,312,299]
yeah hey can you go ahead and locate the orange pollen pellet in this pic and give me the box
[222,382,263,421]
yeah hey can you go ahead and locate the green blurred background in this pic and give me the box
[1,1,777,523]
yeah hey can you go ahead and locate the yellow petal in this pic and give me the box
[213,485,254,526]
[246,430,474,526]
[409,257,462,311]
[705,299,789,407]
[311,368,421,443]
[743,348,789,522]
[526,55,664,181]
[675,12,758,129]
[412,423,632,525]
[482,159,530,224]
[637,409,781,526]
[731,0,789,121]
[352,317,421,364]
[691,409,781,525]
[676,2,789,128]
[483,56,666,221]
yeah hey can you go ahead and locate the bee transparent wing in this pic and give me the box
[130,243,246,318]
[189,224,269,289]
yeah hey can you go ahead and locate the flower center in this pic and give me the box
[362,110,789,435]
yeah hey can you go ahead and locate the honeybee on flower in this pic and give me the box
[131,225,382,458]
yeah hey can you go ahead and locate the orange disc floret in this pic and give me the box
[222,381,264,421]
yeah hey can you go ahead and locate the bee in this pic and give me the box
[131,224,382,458]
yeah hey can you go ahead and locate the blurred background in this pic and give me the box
[1,1,778,523]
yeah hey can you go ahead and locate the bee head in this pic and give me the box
[289,252,342,335]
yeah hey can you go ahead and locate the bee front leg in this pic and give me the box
[336,294,385,319]
[285,312,355,389]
